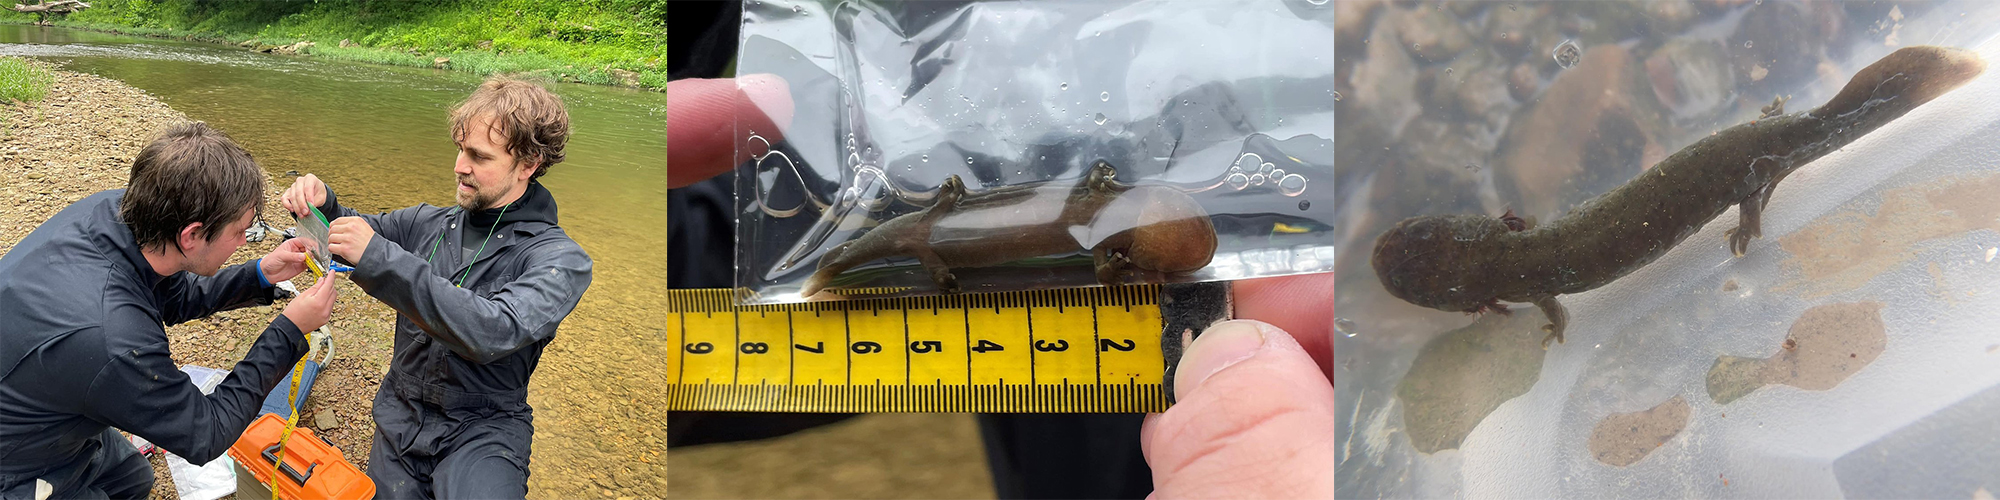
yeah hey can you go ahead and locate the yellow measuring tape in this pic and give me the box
[269,258,327,498]
[666,284,1177,413]
[271,349,303,499]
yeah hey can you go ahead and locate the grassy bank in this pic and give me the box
[1,0,666,90]
[0,56,53,103]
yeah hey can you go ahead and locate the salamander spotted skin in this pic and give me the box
[800,160,1217,297]
[1373,45,1986,348]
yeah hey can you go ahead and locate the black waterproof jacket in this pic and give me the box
[0,190,306,493]
[315,181,590,414]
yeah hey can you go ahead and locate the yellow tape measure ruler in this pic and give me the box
[666,282,1230,413]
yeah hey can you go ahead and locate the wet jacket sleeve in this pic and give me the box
[315,184,434,256]
[81,311,308,463]
[349,233,593,364]
[155,261,278,325]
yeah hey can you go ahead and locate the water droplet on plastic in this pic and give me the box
[1336,318,1358,338]
[1508,3,1517,11]
[1332,90,1343,102]
[1270,168,1286,178]
[1297,199,1311,211]
[1060,82,1069,90]
[792,5,803,13]
[1226,172,1251,190]
[1249,173,1267,186]
[1306,0,1328,5]
[1743,40,1754,49]
[1258,162,1276,177]
[1465,163,1481,173]
[1093,113,1108,125]
[1553,39,1581,69]
[921,155,929,162]
[1099,92,1110,102]
[1279,174,1308,196]
[1445,67,1454,76]
[1094,30,1102,37]
[966,157,974,164]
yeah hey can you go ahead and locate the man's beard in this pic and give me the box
[456,176,504,211]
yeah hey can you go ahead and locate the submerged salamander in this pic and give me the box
[1372,45,1986,347]
[799,160,1217,297]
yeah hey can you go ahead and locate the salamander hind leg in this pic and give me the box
[1725,182,1775,257]
[1533,296,1569,349]
[914,247,960,294]
[924,175,967,223]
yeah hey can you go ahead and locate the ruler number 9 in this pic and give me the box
[684,342,715,354]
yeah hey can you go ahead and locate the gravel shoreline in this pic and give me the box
[0,57,395,500]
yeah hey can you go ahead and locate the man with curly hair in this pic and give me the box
[280,76,593,499]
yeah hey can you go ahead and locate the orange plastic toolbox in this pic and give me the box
[228,412,375,500]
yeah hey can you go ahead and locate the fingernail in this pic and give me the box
[1173,320,1271,402]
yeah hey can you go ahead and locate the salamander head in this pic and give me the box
[1371,214,1513,313]
[1117,186,1216,274]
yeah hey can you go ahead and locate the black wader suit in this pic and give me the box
[0,191,308,499]
[312,181,590,499]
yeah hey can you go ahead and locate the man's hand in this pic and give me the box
[667,74,794,188]
[260,237,312,283]
[280,272,337,334]
[327,217,374,264]
[1139,274,1338,499]
[280,173,329,218]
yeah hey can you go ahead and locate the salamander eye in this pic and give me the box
[1500,209,1528,232]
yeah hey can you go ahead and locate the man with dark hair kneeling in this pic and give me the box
[0,122,339,499]
[281,76,592,499]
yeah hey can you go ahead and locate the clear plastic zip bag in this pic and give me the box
[731,0,1340,304]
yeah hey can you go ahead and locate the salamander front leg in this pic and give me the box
[1533,296,1569,349]
[1087,160,1123,194]
[1725,183,1773,257]
[1093,246,1131,285]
